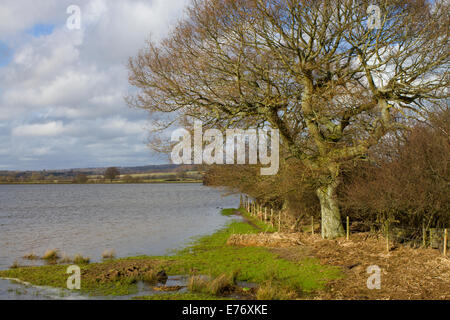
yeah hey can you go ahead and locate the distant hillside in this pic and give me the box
[0,164,204,178]
[74,164,181,175]
[0,164,204,183]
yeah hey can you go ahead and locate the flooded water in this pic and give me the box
[0,183,239,299]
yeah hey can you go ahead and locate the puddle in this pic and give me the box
[0,275,257,300]
[0,278,90,300]
[113,276,189,300]
[0,276,189,300]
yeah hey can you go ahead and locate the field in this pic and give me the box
[0,171,203,185]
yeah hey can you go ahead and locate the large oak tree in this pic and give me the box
[128,0,449,238]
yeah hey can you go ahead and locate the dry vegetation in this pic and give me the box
[22,252,38,260]
[73,254,90,265]
[42,249,59,261]
[232,231,450,300]
[227,232,304,247]
[102,249,116,260]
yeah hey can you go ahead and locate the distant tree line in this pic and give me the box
[0,166,204,184]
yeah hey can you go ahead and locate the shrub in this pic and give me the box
[101,249,116,259]
[188,273,236,296]
[42,249,59,261]
[22,252,38,260]
[256,281,297,300]
[73,254,90,264]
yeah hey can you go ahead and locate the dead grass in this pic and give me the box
[141,269,160,284]
[227,232,304,247]
[272,232,450,300]
[188,275,209,293]
[208,274,234,295]
[255,281,297,300]
[188,273,235,296]
[59,253,73,264]
[22,252,38,260]
[42,249,59,261]
[73,254,90,265]
[226,229,449,300]
[102,249,116,259]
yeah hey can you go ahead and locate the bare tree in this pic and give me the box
[342,107,450,231]
[128,0,449,238]
[104,167,120,182]
[73,173,88,184]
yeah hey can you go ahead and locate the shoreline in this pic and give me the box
[0,180,203,185]
[0,208,342,300]
[2,207,448,300]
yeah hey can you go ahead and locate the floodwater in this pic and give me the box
[0,183,239,299]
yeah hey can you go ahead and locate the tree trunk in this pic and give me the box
[316,177,345,239]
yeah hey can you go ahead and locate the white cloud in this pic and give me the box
[12,121,65,137]
[0,0,189,170]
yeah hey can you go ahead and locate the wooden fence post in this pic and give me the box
[278,211,281,232]
[422,226,426,247]
[386,222,390,253]
[444,229,448,256]
[346,216,350,241]
[311,217,314,235]
[264,207,267,221]
[270,209,274,227]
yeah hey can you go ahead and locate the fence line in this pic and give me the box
[241,196,448,256]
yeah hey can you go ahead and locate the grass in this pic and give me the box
[141,269,161,284]
[73,254,90,265]
[0,208,342,299]
[255,281,297,300]
[221,208,238,216]
[187,275,210,293]
[165,219,340,294]
[187,273,235,295]
[208,273,235,295]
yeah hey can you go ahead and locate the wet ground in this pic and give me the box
[0,275,258,300]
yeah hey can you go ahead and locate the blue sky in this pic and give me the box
[0,0,189,170]
[0,41,12,67]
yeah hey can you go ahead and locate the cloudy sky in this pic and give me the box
[0,0,189,170]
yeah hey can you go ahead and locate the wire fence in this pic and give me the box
[241,196,449,256]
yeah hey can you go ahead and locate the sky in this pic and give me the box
[0,0,189,170]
